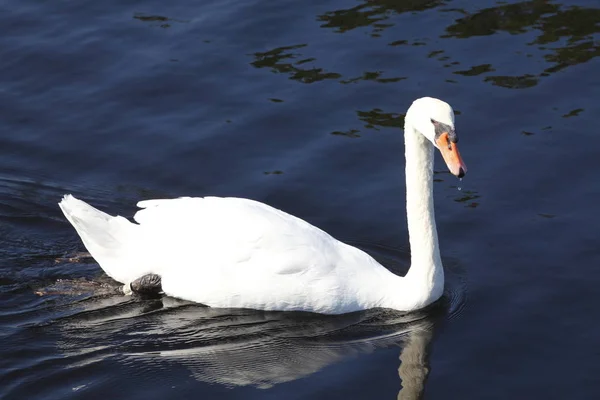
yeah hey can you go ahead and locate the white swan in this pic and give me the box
[59,97,466,315]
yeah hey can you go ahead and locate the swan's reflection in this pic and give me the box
[397,320,435,400]
[52,293,442,396]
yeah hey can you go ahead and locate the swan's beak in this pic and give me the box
[436,132,467,178]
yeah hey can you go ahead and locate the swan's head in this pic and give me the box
[406,97,467,178]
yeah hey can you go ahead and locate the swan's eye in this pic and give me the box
[432,119,457,148]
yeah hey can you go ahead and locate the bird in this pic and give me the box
[59,97,467,315]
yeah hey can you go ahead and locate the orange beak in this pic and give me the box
[435,132,467,178]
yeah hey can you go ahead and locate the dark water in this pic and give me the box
[1,0,599,398]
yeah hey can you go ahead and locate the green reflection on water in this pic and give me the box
[314,1,600,88]
[248,1,599,136]
[133,13,188,29]
[330,110,404,138]
[444,1,600,87]
[562,108,584,118]
[358,109,404,130]
[454,64,495,77]
[317,0,446,34]
[331,129,361,138]
[449,186,480,208]
[484,74,539,89]
[250,45,404,85]
[340,71,406,84]
[251,44,342,84]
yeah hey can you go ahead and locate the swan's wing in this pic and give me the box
[132,197,339,277]
[129,196,355,310]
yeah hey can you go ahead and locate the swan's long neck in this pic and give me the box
[402,123,444,303]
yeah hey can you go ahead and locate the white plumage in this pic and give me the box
[59,97,467,315]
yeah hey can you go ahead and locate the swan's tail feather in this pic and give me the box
[59,194,136,283]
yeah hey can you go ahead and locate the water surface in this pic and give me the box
[1,0,599,398]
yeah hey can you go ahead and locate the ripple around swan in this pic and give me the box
[41,297,443,390]
[0,240,467,396]
[352,240,468,320]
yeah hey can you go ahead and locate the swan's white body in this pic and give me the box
[59,97,465,315]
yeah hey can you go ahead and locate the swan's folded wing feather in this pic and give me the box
[123,196,387,312]
[131,197,339,278]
